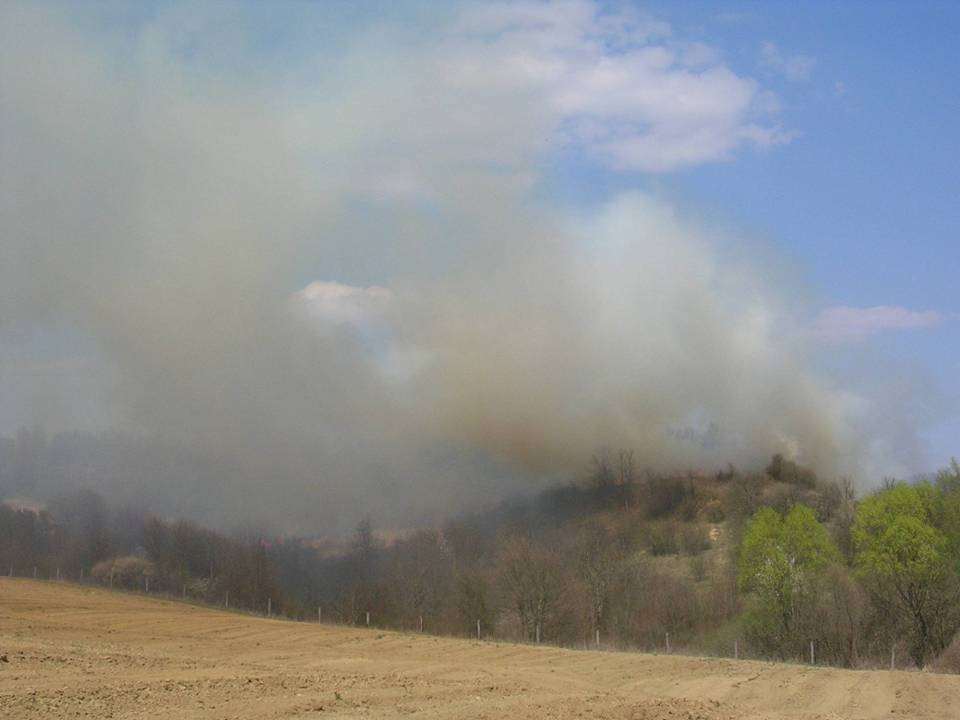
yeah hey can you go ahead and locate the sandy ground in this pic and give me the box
[1,578,958,719]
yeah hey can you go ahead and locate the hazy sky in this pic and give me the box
[1,0,957,529]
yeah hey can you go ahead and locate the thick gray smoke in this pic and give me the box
[0,2,894,532]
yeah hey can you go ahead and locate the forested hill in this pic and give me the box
[4,453,960,672]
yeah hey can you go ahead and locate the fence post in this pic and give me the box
[666,632,670,654]
[80,567,84,581]
[419,615,423,633]
[810,640,815,665]
[318,606,322,624]
[267,597,272,617]
[890,646,895,670]
[734,639,739,660]
[8,564,12,577]
[596,629,600,648]
[33,566,37,579]
[56,567,60,581]
[225,591,229,608]
[536,623,540,644]
[477,619,481,641]
[366,611,370,626]
[145,577,149,593]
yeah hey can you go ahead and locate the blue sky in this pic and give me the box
[549,0,960,468]
[709,1,960,468]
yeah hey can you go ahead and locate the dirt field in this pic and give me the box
[1,579,958,719]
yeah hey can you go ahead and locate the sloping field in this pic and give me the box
[0,579,956,719]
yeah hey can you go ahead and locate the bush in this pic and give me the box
[645,476,690,519]
[766,454,818,489]
[701,499,725,523]
[726,473,764,520]
[931,634,960,674]
[678,484,701,522]
[680,524,711,556]
[689,554,708,582]
[646,521,679,556]
[91,555,155,589]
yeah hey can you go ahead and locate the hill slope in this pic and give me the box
[1,579,957,719]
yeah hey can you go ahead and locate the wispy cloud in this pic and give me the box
[813,306,944,342]
[760,41,815,82]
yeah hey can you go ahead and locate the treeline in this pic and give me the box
[0,489,280,612]
[267,454,960,671]
[4,454,960,672]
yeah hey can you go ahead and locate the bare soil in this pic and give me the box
[1,578,957,719]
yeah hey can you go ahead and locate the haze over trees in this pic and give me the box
[5,449,960,671]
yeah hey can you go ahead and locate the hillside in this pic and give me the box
[3,578,960,719]
[7,455,960,671]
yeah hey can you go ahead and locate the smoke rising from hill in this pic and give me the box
[0,2,908,531]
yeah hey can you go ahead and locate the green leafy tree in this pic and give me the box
[738,504,839,657]
[931,459,960,566]
[854,483,960,668]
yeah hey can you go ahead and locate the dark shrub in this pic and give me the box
[646,521,679,556]
[645,476,691,519]
[679,524,710,556]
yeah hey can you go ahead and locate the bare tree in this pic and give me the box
[617,449,636,510]
[589,450,615,491]
[497,535,566,642]
[574,521,621,634]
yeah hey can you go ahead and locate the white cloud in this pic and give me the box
[279,1,790,193]
[445,1,790,172]
[298,281,392,326]
[813,306,943,342]
[760,41,815,82]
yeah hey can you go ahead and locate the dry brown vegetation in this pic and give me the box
[5,455,960,672]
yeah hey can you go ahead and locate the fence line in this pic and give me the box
[1,572,891,671]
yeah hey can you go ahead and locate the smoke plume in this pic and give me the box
[0,1,905,531]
